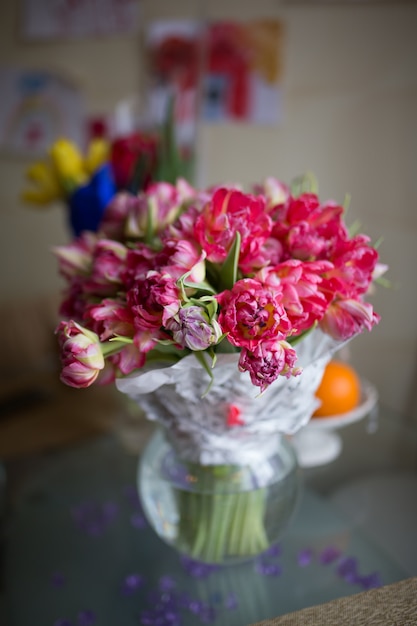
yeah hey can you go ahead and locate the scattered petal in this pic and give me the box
[359,571,382,590]
[336,556,359,583]
[319,546,342,565]
[71,500,118,537]
[120,573,145,596]
[255,561,282,576]
[180,556,220,578]
[77,610,96,626]
[159,576,176,591]
[263,543,282,558]
[225,592,238,610]
[297,548,313,567]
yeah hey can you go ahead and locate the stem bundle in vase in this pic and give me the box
[176,463,269,563]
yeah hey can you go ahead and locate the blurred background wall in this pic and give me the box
[0,0,416,420]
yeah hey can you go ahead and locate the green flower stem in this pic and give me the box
[175,463,270,563]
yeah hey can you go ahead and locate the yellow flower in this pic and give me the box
[84,138,110,175]
[22,137,111,208]
[49,138,87,191]
[21,161,63,206]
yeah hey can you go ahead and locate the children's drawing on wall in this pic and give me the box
[146,20,202,153]
[20,0,139,39]
[203,20,284,124]
[0,68,85,156]
[146,18,284,132]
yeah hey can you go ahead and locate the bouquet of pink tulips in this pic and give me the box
[55,175,384,392]
[53,173,386,563]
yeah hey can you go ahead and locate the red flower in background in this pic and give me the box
[111,133,158,191]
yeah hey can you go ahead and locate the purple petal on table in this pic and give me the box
[297,548,313,567]
[225,592,239,610]
[263,543,282,558]
[185,599,216,622]
[159,575,176,591]
[50,571,66,588]
[319,546,342,565]
[77,609,97,625]
[141,612,181,625]
[179,556,220,578]
[120,573,145,595]
[358,571,382,590]
[70,500,118,536]
[139,611,158,625]
[336,556,359,582]
[255,561,283,576]
[130,511,147,529]
[188,599,205,614]
[140,597,182,626]
[163,610,182,624]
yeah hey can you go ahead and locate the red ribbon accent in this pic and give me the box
[226,403,245,427]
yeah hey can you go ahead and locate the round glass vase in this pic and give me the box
[138,427,301,565]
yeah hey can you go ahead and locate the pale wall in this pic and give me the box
[1,0,416,419]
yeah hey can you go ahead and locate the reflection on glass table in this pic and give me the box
[2,404,417,626]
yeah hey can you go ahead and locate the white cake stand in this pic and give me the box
[292,379,379,468]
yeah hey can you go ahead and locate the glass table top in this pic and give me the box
[2,407,416,626]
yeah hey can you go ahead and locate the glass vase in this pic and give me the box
[138,426,301,565]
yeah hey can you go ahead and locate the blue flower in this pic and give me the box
[68,163,116,236]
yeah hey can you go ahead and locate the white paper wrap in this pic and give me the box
[116,329,343,465]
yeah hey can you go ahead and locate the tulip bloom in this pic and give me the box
[258,259,333,333]
[127,271,181,331]
[56,321,105,388]
[166,305,223,351]
[217,278,292,350]
[320,298,380,341]
[194,188,272,268]
[110,132,157,190]
[239,340,301,391]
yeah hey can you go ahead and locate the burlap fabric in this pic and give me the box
[250,577,417,626]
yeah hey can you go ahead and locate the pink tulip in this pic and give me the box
[327,234,379,297]
[123,244,158,288]
[83,239,127,296]
[239,340,301,391]
[320,298,380,341]
[56,320,104,388]
[217,278,292,350]
[99,192,141,240]
[87,297,134,341]
[258,259,333,333]
[53,232,95,279]
[261,177,291,212]
[194,188,272,267]
[127,270,180,330]
[156,239,206,283]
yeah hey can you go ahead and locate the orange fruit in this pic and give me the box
[313,360,361,418]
